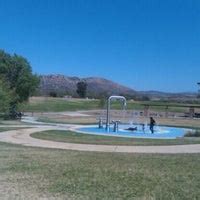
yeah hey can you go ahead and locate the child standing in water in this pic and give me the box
[149,117,156,133]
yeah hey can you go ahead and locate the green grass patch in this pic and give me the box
[19,98,100,112]
[19,97,197,113]
[0,119,27,125]
[37,116,95,125]
[0,127,27,132]
[0,142,200,199]
[31,130,200,146]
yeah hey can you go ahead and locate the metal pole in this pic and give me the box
[106,98,110,131]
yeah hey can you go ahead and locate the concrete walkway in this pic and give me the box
[1,126,200,154]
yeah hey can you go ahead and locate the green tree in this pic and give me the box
[76,81,87,98]
[0,50,40,116]
[0,79,12,114]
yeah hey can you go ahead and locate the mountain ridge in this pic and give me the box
[38,74,197,101]
[38,74,138,98]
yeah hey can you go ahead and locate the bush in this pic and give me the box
[184,130,200,137]
[49,91,57,97]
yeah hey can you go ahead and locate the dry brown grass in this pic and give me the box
[36,110,200,129]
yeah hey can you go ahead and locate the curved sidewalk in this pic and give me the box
[1,127,200,154]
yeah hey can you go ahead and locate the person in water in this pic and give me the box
[125,127,137,131]
[141,123,145,132]
[149,117,156,133]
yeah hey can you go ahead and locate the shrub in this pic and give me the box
[184,130,200,137]
[49,91,57,97]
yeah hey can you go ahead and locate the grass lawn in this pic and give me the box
[19,97,199,113]
[0,141,200,199]
[0,119,28,125]
[31,130,200,146]
[37,116,96,125]
[0,127,27,132]
[19,97,100,112]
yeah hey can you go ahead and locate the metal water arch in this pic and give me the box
[105,96,127,131]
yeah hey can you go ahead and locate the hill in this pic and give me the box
[38,75,138,98]
[37,75,198,102]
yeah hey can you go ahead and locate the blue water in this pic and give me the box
[78,124,190,139]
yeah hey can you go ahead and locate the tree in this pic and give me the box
[0,79,12,114]
[76,81,87,98]
[49,91,58,97]
[0,50,40,117]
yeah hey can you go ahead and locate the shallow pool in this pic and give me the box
[77,124,190,139]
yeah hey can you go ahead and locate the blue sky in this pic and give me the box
[0,0,200,92]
